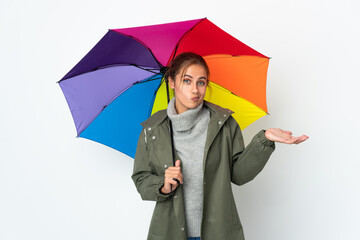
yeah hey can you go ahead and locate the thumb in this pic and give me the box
[175,160,181,167]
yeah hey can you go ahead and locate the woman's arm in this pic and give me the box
[229,117,276,186]
[131,129,175,201]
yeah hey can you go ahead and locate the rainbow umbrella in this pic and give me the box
[58,18,270,158]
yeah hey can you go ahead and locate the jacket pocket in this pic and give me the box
[148,201,174,240]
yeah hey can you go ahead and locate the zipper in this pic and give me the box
[143,129,147,144]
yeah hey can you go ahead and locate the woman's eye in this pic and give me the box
[183,79,191,84]
[197,81,206,86]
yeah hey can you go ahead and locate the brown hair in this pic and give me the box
[164,52,210,83]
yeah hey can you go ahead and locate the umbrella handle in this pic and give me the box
[173,178,180,185]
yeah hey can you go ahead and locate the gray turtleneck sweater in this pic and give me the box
[167,97,210,237]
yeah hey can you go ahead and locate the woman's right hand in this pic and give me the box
[160,160,183,194]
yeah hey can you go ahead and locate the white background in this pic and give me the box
[1,0,360,239]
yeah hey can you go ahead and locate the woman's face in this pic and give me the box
[169,64,208,114]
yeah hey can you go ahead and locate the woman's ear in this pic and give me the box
[169,77,175,89]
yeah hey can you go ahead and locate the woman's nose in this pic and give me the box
[192,83,198,93]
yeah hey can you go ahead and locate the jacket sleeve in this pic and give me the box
[131,128,175,201]
[229,117,276,186]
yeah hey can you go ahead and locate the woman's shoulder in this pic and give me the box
[140,109,168,129]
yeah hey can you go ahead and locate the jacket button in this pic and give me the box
[152,136,156,140]
[204,182,206,185]
[174,195,177,199]
[180,227,185,232]
[218,121,222,125]
[148,127,151,131]
[164,165,167,169]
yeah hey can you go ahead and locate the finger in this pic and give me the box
[163,182,172,190]
[285,131,293,135]
[168,178,179,187]
[165,175,177,184]
[166,172,183,182]
[176,174,183,184]
[295,135,309,144]
[165,172,180,179]
[287,136,298,144]
[166,168,182,175]
[173,178,180,185]
[293,135,307,144]
[294,137,304,144]
[301,135,309,140]
[167,165,181,170]
[175,159,181,167]
[167,160,181,169]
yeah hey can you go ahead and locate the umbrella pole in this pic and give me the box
[165,78,179,193]
[165,78,176,166]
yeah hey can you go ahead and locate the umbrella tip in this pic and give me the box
[160,66,169,75]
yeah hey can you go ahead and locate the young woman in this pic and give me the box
[132,52,309,240]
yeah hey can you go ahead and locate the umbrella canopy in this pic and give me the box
[58,18,270,158]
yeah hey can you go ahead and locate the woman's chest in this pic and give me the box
[146,124,233,177]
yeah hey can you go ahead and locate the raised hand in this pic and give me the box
[160,160,183,194]
[265,128,309,144]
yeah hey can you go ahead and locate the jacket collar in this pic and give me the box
[140,100,234,129]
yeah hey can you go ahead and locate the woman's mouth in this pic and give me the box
[191,97,200,101]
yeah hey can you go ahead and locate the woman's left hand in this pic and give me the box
[265,128,309,144]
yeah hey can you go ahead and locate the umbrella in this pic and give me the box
[58,18,270,159]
